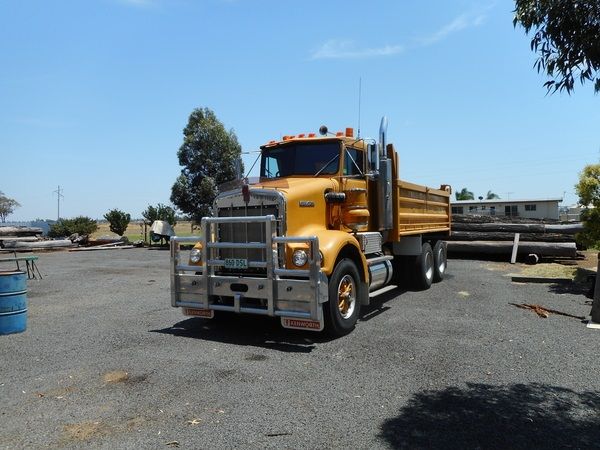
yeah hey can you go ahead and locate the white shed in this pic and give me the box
[451,198,562,220]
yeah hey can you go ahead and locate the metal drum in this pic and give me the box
[0,271,27,335]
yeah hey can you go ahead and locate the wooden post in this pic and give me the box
[591,253,600,323]
[510,233,520,264]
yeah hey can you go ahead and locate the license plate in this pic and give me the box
[224,258,248,269]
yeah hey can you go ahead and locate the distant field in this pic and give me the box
[92,221,197,242]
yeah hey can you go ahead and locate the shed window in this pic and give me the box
[525,204,537,211]
[452,206,464,214]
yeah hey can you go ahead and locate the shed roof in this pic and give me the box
[452,198,562,205]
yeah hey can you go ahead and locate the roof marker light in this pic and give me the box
[308,133,316,137]
[345,127,354,137]
[336,131,344,137]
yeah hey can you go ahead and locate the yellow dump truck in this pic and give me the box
[170,117,451,335]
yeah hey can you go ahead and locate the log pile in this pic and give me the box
[446,215,581,261]
[0,226,43,237]
[0,226,77,252]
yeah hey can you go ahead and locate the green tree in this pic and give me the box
[455,188,475,201]
[142,203,177,226]
[575,163,600,247]
[486,190,501,200]
[0,191,21,223]
[48,216,98,238]
[104,209,131,236]
[514,0,600,94]
[170,107,243,223]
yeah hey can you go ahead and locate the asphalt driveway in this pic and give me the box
[1,249,599,449]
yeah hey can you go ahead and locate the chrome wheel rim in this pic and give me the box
[337,274,356,319]
[425,251,434,281]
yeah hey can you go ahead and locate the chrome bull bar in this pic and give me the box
[170,215,328,321]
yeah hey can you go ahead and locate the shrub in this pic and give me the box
[48,216,98,238]
[142,203,177,226]
[104,209,131,236]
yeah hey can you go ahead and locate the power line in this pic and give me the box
[53,185,64,221]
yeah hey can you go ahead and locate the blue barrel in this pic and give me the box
[0,271,27,335]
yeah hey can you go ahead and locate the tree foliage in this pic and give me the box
[142,203,177,226]
[0,191,21,223]
[514,0,600,94]
[171,107,243,223]
[575,163,600,247]
[104,209,131,236]
[486,190,501,200]
[48,216,98,238]
[455,188,475,201]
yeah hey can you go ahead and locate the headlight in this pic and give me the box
[190,248,201,263]
[292,249,308,267]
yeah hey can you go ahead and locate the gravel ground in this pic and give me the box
[1,249,600,449]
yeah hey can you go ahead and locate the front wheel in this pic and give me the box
[324,259,362,336]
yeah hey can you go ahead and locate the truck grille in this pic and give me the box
[216,204,280,274]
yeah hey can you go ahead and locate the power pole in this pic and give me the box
[53,185,64,220]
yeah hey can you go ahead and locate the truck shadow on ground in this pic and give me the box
[379,382,600,449]
[152,286,410,352]
[151,315,331,353]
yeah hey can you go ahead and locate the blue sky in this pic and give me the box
[1,0,598,221]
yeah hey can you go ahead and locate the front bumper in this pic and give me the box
[170,215,328,324]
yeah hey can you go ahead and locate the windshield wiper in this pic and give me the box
[314,154,340,176]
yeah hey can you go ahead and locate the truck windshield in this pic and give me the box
[260,142,340,178]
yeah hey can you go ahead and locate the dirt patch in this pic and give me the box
[37,385,77,398]
[244,353,267,361]
[63,421,107,442]
[103,370,129,383]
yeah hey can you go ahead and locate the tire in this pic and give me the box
[432,241,447,282]
[414,243,434,290]
[324,259,362,336]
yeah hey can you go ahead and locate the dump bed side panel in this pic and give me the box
[393,180,451,239]
[386,144,451,239]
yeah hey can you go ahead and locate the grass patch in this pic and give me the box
[92,221,198,242]
[516,264,578,280]
[513,263,596,283]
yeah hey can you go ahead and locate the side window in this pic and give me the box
[344,148,364,176]
[264,155,280,178]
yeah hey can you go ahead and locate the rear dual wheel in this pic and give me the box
[414,241,447,289]
[432,241,447,282]
[414,243,434,290]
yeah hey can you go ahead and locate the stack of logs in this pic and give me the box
[446,215,581,261]
[0,226,75,251]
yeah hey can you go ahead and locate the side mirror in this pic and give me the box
[367,142,379,180]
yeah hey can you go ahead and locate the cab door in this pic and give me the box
[340,147,369,232]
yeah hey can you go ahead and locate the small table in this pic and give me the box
[0,253,42,279]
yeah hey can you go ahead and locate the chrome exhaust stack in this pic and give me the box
[377,116,393,234]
